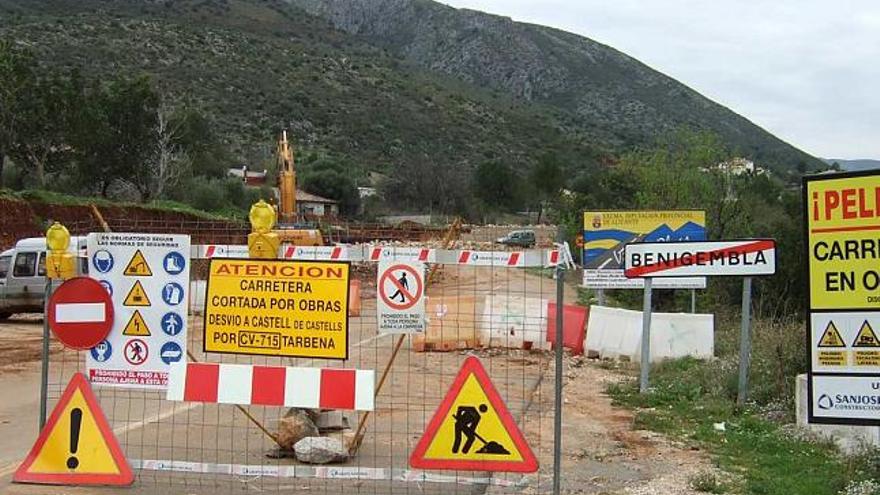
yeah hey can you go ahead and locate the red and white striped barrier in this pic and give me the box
[367,246,435,263]
[167,363,374,411]
[190,244,565,267]
[282,245,348,260]
[456,250,524,267]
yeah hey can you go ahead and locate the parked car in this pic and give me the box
[495,230,536,248]
[0,237,87,320]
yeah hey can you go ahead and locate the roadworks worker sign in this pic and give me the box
[805,170,880,425]
[377,261,426,334]
[204,259,350,359]
[14,373,133,486]
[410,356,538,472]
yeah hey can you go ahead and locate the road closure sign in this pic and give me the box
[805,170,880,425]
[204,259,350,359]
[624,240,777,278]
[87,233,190,389]
[377,261,426,333]
[582,210,706,289]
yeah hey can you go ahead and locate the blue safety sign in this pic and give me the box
[160,342,183,365]
[99,280,113,296]
[92,250,114,274]
[163,252,186,275]
[160,312,184,336]
[161,282,185,306]
[90,340,112,363]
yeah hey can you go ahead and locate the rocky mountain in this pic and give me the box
[0,0,822,183]
[289,0,823,173]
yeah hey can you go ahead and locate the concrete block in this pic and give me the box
[795,374,880,453]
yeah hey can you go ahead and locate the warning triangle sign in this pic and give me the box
[853,320,880,348]
[122,310,151,337]
[123,281,151,307]
[13,373,133,486]
[818,321,846,348]
[409,356,538,473]
[123,250,152,276]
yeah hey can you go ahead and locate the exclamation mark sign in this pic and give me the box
[67,407,82,470]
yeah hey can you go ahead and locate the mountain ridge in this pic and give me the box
[287,0,823,174]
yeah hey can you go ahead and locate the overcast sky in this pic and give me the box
[440,0,880,159]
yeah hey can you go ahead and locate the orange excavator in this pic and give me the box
[274,131,323,246]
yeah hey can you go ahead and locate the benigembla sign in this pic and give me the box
[805,170,880,425]
[624,240,777,278]
[203,259,350,359]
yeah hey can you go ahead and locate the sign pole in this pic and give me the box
[39,279,54,429]
[553,229,565,495]
[639,278,653,393]
[596,288,605,306]
[690,289,696,313]
[737,276,753,406]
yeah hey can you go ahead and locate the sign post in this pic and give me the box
[624,239,777,395]
[639,278,653,393]
[737,277,753,405]
[804,170,880,425]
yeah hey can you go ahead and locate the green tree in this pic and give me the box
[472,159,522,216]
[0,41,73,187]
[69,75,159,197]
[530,153,565,222]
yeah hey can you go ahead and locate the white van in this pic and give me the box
[0,237,88,320]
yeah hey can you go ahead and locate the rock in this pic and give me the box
[316,410,349,431]
[294,436,349,464]
[276,408,319,450]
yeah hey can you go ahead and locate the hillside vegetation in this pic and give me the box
[289,0,824,175]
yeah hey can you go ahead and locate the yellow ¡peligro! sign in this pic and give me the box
[806,173,880,310]
[204,259,350,359]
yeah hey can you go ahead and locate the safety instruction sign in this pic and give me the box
[377,261,426,334]
[87,233,190,389]
[582,210,707,289]
[409,356,538,472]
[203,259,350,359]
[806,170,880,425]
[13,373,133,486]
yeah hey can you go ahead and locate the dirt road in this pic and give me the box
[0,267,712,495]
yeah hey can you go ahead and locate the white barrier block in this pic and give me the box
[480,295,548,349]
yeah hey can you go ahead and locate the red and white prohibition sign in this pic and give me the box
[379,264,424,311]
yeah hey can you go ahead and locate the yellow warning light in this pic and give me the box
[249,200,276,234]
[45,222,75,280]
[46,222,70,252]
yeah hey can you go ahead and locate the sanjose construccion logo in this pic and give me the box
[817,385,880,412]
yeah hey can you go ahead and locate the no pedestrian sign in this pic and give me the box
[377,261,426,334]
[203,259,350,359]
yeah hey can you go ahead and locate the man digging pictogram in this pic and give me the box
[451,404,510,455]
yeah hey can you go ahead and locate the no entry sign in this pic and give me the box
[624,239,777,278]
[48,277,114,349]
[378,261,426,333]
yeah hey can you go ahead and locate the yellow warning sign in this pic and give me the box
[409,356,537,472]
[806,173,880,310]
[203,259,350,359]
[818,321,846,348]
[852,321,880,347]
[123,281,151,307]
[123,250,152,276]
[122,310,151,337]
[818,350,847,367]
[13,373,133,485]
[854,350,880,366]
